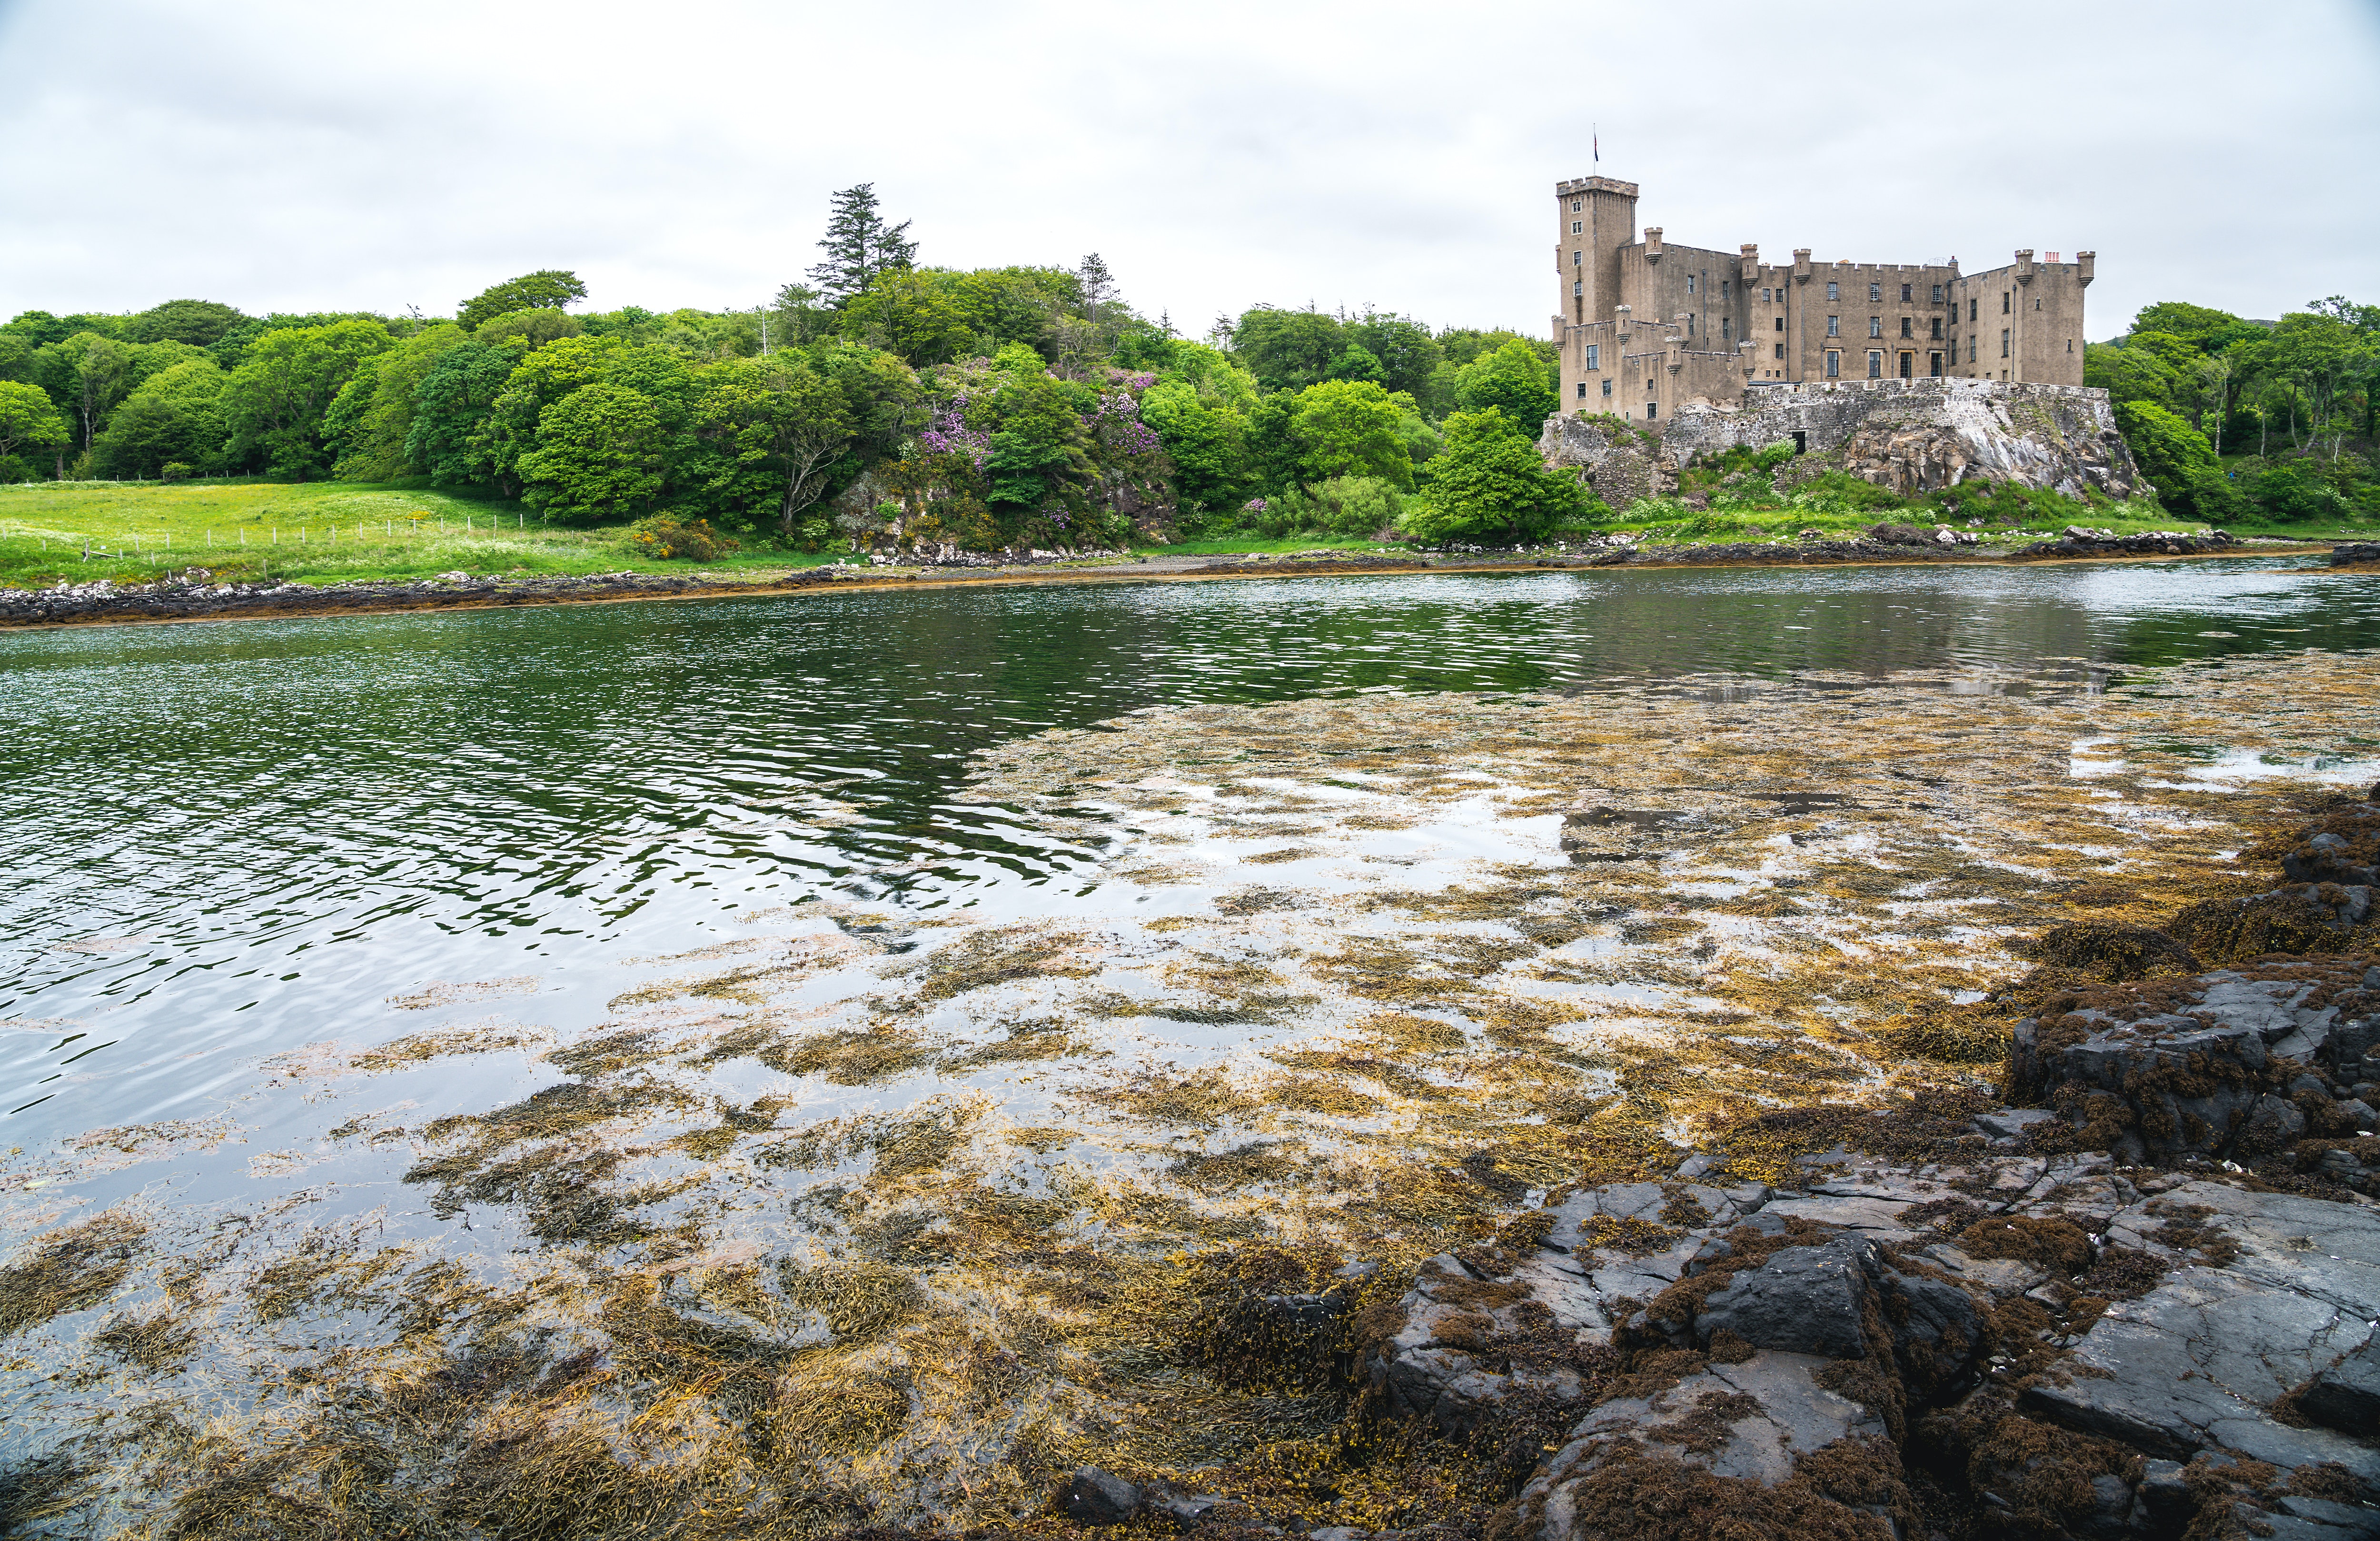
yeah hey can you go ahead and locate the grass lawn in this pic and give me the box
[0,479,838,589]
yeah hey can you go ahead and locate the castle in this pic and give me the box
[1552,176,2092,422]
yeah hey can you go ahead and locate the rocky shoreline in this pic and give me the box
[1061,792,2380,1541]
[0,527,2353,629]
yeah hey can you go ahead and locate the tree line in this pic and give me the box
[2085,297,2380,524]
[5,183,2370,547]
[0,185,1591,548]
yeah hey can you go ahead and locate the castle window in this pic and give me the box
[1571,221,1583,234]
[1930,352,1943,377]
[2067,339,2073,352]
[1900,317,1913,338]
[1899,353,1913,378]
[1647,403,1657,419]
[1931,317,1942,339]
[1867,351,1883,378]
[1721,279,1729,298]
[1826,315,1839,337]
[1576,381,1587,398]
[1970,337,1978,362]
[1869,316,1882,338]
[1900,283,1912,302]
[1686,274,1696,294]
[1869,282,1882,301]
[1571,198,1582,211]
[1826,350,1841,378]
[1585,344,1599,369]
[1721,317,1730,338]
[1774,343,1784,359]
[2003,291,2010,313]
[1573,250,1582,265]
[1774,316,1783,331]
[1826,281,1839,300]
[1932,284,1944,302]
[1602,379,1613,396]
[1574,281,1583,296]
[2001,328,2010,357]
[2035,297,2042,310]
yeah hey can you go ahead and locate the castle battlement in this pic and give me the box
[1551,179,2092,426]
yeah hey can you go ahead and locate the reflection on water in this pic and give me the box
[2,556,2376,1529]
[0,556,2371,1146]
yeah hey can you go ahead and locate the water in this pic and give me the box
[3,555,2374,1158]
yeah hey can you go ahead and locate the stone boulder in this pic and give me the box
[1693,1236,1980,1400]
[2023,1182,2380,1483]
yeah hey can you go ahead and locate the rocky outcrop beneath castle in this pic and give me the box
[1539,379,2145,507]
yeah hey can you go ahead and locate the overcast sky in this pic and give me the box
[3,0,2376,343]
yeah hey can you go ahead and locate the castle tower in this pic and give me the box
[1554,176,1638,330]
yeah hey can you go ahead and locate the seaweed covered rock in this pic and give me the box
[2023,922,2199,982]
[1693,1236,1979,1402]
[2008,958,2380,1162]
[2022,1182,2380,1486]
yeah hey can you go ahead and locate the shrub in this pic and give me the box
[160,462,194,481]
[1304,475,1407,537]
[626,513,740,562]
[1754,438,1796,473]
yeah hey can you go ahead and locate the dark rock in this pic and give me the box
[2028,1183,2380,1482]
[1868,521,1935,547]
[1150,1492,1225,1524]
[2134,1459,2192,1528]
[1063,1467,1142,1525]
[2300,1341,2380,1433]
[2239,1092,2309,1153]
[2012,1011,2266,1159]
[1693,1236,1979,1398]
[1973,1107,2059,1140]
[2330,541,2380,567]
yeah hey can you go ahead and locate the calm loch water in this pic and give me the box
[1,557,2374,1168]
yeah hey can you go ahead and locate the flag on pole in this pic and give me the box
[1594,128,1599,164]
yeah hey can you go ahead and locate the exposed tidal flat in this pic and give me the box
[0,561,2377,1537]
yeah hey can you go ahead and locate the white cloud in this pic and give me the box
[2,0,2374,338]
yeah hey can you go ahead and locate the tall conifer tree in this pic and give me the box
[807,185,918,306]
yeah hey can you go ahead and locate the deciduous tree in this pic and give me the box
[0,379,70,466]
[221,320,394,479]
[1290,379,1414,489]
[1404,408,1594,543]
[457,271,589,332]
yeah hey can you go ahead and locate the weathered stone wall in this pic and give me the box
[1541,378,2143,503]
[1535,413,1677,504]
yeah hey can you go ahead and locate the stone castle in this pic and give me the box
[1553,176,2092,418]
[1540,176,2141,502]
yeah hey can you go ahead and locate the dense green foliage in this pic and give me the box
[1406,409,1599,542]
[2086,295,2379,523]
[9,185,2371,546]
